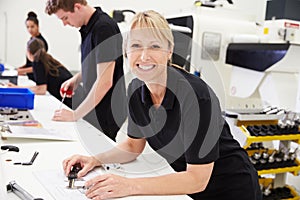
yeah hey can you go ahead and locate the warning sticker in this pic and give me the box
[285,22,299,29]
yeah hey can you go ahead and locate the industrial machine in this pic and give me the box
[165,1,263,112]
[164,2,300,197]
[226,42,300,113]
[165,0,300,115]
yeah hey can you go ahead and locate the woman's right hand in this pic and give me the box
[62,154,101,178]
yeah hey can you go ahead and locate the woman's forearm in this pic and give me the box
[95,138,146,165]
[29,85,47,95]
[17,66,33,75]
[8,84,47,95]
[130,163,213,196]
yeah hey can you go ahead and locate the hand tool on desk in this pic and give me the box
[59,88,73,110]
[13,151,39,165]
[1,145,19,152]
[67,163,82,189]
[7,180,44,200]
[102,163,121,171]
[7,120,40,127]
[0,124,11,133]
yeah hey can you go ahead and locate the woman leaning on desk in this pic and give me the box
[8,38,73,108]
[63,10,262,200]
[17,11,48,82]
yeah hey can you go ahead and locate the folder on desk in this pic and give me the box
[1,125,76,141]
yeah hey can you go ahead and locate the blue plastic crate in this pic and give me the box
[0,88,35,109]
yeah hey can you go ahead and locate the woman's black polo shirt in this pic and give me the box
[32,62,72,108]
[33,61,72,108]
[127,66,262,200]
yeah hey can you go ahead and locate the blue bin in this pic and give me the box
[0,88,35,109]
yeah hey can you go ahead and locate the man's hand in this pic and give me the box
[52,109,77,121]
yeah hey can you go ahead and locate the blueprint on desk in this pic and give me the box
[34,169,99,200]
[33,168,191,200]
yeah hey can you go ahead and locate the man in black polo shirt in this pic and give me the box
[45,0,126,140]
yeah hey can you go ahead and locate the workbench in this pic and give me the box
[1,93,191,200]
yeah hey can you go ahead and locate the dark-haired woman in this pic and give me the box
[9,38,73,108]
[17,11,48,82]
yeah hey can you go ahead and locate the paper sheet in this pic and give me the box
[34,169,101,200]
[1,125,76,141]
[230,66,264,98]
[33,169,188,200]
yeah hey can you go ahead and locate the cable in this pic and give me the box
[112,9,136,23]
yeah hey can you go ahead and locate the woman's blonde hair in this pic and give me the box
[124,10,174,61]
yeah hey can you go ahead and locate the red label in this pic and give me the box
[284,22,299,29]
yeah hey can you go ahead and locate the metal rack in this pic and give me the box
[238,119,300,199]
[259,178,300,200]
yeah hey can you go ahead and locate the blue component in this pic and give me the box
[194,71,200,77]
[0,63,4,73]
[0,88,35,109]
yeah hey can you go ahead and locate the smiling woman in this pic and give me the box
[61,10,262,200]
[126,29,171,86]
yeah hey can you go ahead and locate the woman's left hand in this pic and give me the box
[85,174,134,200]
[52,109,76,121]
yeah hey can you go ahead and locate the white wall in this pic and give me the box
[0,0,266,71]
[0,0,81,71]
[0,12,7,64]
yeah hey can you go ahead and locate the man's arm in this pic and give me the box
[72,72,82,88]
[52,63,112,122]
[73,61,115,120]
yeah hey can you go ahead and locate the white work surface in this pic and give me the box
[1,94,191,200]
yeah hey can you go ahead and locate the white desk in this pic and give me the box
[1,94,191,200]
